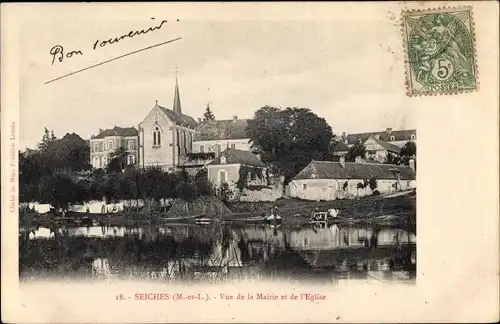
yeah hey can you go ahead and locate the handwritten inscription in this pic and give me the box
[50,19,170,65]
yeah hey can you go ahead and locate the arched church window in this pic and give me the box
[183,132,187,152]
[153,126,162,146]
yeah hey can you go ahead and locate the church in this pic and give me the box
[137,77,197,170]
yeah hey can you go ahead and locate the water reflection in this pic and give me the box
[19,223,416,283]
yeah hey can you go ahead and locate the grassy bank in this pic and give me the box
[228,194,416,218]
[21,194,416,228]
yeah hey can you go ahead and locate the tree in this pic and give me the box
[39,173,87,215]
[345,140,366,162]
[37,128,56,152]
[246,106,333,183]
[216,182,233,205]
[400,141,417,165]
[202,103,216,121]
[107,147,128,173]
[369,177,378,191]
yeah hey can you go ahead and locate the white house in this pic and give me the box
[289,157,416,201]
[193,117,251,155]
[344,128,416,149]
[363,135,402,163]
[206,148,268,199]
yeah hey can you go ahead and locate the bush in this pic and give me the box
[372,190,380,196]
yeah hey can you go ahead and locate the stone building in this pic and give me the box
[289,157,416,201]
[89,126,138,169]
[137,77,197,169]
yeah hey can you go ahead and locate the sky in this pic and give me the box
[18,4,417,149]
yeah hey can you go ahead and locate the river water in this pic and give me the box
[19,223,416,283]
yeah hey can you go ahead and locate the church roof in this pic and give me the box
[93,126,138,139]
[158,106,197,128]
[173,76,182,114]
[194,118,249,141]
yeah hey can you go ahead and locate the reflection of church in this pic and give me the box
[138,76,198,169]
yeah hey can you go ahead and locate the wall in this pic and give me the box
[239,175,284,202]
[193,138,251,154]
[207,163,241,190]
[90,135,139,169]
[140,107,175,168]
[288,178,414,201]
[174,125,196,165]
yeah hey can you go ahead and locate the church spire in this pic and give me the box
[173,67,182,114]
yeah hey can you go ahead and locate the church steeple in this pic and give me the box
[173,69,182,115]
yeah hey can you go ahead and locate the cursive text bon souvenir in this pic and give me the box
[49,18,172,65]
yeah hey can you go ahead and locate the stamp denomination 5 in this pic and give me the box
[402,7,478,96]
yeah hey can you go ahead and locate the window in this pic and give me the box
[93,156,99,168]
[128,140,134,150]
[230,143,236,149]
[108,140,113,150]
[199,145,205,153]
[154,111,160,123]
[94,143,99,152]
[219,170,227,183]
[128,155,135,165]
[208,146,213,152]
[410,134,416,140]
[303,183,307,190]
[390,135,395,141]
[153,126,161,146]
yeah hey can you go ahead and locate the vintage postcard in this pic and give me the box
[1,2,499,323]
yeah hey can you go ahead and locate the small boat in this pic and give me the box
[195,217,212,225]
[310,211,329,223]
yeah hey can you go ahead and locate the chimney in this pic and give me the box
[233,115,238,121]
[339,156,345,167]
[409,159,416,171]
[386,127,393,133]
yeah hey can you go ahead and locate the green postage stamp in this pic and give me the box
[402,7,478,96]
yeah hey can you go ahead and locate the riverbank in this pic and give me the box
[21,193,416,229]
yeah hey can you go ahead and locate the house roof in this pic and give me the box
[194,119,249,141]
[292,160,415,181]
[209,148,265,167]
[158,106,197,129]
[346,129,416,145]
[371,137,401,154]
[93,126,138,139]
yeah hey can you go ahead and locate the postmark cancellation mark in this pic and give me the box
[402,7,478,97]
